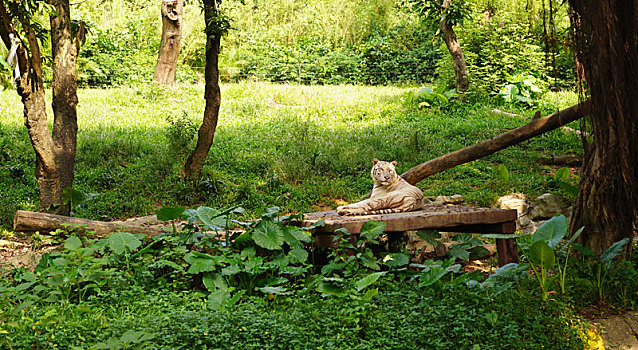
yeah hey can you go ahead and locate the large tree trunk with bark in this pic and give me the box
[568,1,638,255]
[0,1,81,215]
[440,0,469,92]
[400,102,589,185]
[182,0,221,178]
[153,0,183,85]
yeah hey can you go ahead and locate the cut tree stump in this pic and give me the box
[298,206,519,267]
[13,210,170,236]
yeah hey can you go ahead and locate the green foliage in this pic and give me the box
[406,84,458,109]
[574,237,631,304]
[497,73,546,107]
[448,233,490,261]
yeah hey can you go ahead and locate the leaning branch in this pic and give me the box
[401,101,591,185]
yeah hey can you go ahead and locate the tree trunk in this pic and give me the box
[440,0,469,92]
[182,0,221,178]
[1,1,81,215]
[568,1,638,254]
[153,0,183,85]
[49,0,80,214]
[400,101,590,185]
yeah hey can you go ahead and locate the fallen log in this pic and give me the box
[13,210,170,236]
[540,154,583,166]
[402,101,590,185]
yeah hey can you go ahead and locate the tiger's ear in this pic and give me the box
[372,158,379,165]
[391,160,397,166]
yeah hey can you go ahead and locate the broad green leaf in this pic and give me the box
[252,219,284,250]
[532,215,567,247]
[62,187,86,207]
[558,181,579,197]
[453,233,482,246]
[360,220,385,240]
[289,248,309,263]
[562,226,584,250]
[106,232,142,255]
[554,167,571,182]
[203,273,227,292]
[156,206,185,221]
[284,226,312,243]
[469,246,490,259]
[156,259,183,271]
[15,282,35,292]
[208,290,230,310]
[528,240,555,269]
[226,290,245,307]
[196,206,226,230]
[448,245,470,261]
[383,253,409,267]
[316,282,347,296]
[221,263,241,276]
[480,233,529,239]
[355,271,386,291]
[419,266,449,287]
[261,206,281,219]
[416,229,443,246]
[496,164,510,182]
[64,236,82,251]
[256,286,292,295]
[120,330,156,344]
[184,252,217,274]
[303,218,325,231]
[600,238,630,270]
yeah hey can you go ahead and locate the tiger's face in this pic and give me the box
[371,158,398,185]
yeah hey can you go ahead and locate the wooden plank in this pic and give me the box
[301,206,517,234]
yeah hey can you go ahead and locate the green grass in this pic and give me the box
[0,82,582,229]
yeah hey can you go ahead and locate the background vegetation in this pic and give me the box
[2,0,631,348]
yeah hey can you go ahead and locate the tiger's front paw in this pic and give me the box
[336,206,362,216]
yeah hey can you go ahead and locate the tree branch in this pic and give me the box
[401,101,591,185]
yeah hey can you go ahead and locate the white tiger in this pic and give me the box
[336,158,424,216]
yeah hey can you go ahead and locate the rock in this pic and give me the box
[496,193,536,233]
[529,193,572,220]
[432,194,464,205]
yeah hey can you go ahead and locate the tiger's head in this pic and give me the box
[371,158,399,186]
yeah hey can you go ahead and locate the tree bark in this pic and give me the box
[49,0,80,214]
[400,101,590,185]
[14,210,169,236]
[182,0,222,178]
[153,0,183,85]
[440,0,469,92]
[568,1,638,255]
[1,1,81,215]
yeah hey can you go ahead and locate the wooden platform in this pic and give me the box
[299,205,518,266]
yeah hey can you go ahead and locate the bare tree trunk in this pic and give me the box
[1,1,81,215]
[49,0,80,214]
[153,0,183,85]
[182,0,221,178]
[568,0,638,254]
[440,0,469,92]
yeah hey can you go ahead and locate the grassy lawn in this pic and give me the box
[0,82,581,229]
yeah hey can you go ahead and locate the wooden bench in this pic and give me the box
[298,206,519,267]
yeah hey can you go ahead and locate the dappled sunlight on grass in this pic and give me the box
[0,82,582,229]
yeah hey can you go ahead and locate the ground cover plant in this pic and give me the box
[0,82,581,230]
[0,217,591,349]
